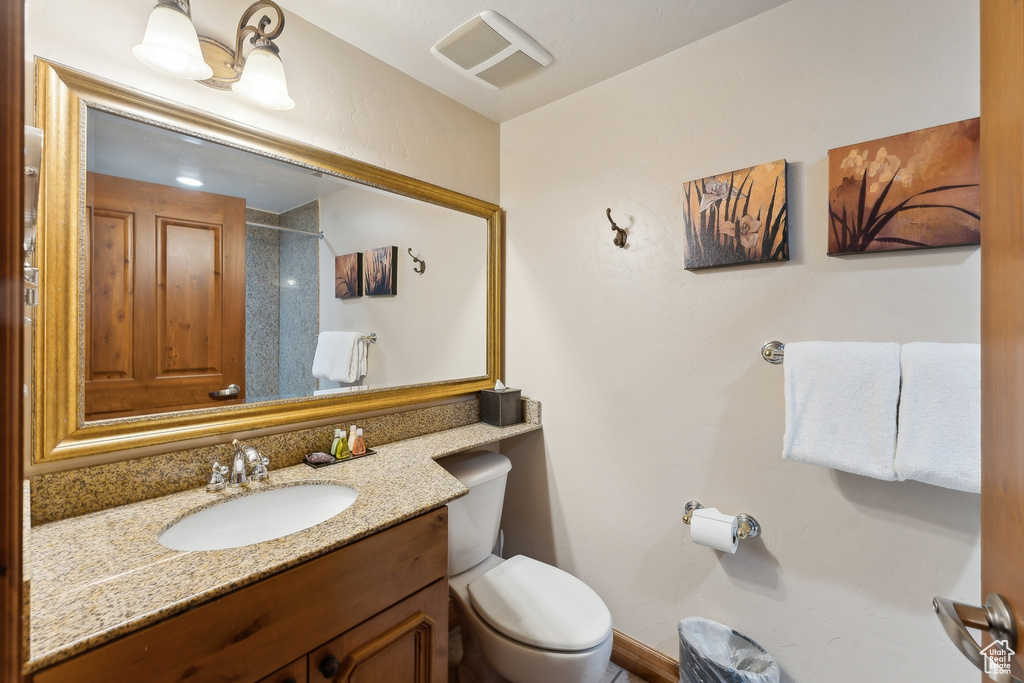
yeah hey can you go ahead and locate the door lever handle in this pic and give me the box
[934,593,1024,682]
[209,383,240,399]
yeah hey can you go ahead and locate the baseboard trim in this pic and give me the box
[612,629,679,683]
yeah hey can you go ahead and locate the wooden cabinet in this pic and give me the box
[31,509,448,683]
[309,580,448,682]
[254,580,447,683]
[259,657,308,683]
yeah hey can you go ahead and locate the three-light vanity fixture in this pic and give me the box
[134,0,295,110]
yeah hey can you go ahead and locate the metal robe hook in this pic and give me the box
[408,248,425,274]
[606,208,627,249]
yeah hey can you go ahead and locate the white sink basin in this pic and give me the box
[159,483,358,551]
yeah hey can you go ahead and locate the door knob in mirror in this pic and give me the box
[209,383,240,399]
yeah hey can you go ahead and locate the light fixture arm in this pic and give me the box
[232,1,286,67]
[191,0,288,92]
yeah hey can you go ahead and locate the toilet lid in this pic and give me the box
[467,555,612,652]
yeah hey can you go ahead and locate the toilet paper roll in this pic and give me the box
[690,507,739,554]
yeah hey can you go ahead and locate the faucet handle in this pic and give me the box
[207,461,229,492]
[239,442,270,482]
[250,452,270,482]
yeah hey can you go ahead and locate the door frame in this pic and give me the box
[980,0,1024,646]
[1,0,25,680]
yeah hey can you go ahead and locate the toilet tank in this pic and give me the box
[439,450,512,575]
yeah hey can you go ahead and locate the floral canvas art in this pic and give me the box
[827,118,980,254]
[334,252,362,299]
[682,159,789,270]
[365,246,398,296]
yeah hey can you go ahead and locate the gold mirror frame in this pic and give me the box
[32,59,503,464]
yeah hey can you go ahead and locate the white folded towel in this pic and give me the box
[895,342,980,493]
[782,341,901,480]
[311,331,367,383]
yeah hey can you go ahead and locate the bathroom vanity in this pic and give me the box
[35,511,449,683]
[23,421,542,682]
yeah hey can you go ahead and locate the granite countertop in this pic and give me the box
[25,420,540,674]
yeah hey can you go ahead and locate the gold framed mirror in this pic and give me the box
[31,59,503,464]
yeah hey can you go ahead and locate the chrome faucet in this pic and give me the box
[226,439,269,487]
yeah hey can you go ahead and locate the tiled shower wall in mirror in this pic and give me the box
[245,201,320,402]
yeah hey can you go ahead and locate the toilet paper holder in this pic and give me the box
[683,501,761,540]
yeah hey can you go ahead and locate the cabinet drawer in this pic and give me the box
[33,509,448,683]
[259,656,308,683]
[309,579,448,683]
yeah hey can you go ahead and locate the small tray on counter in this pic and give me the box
[303,448,377,469]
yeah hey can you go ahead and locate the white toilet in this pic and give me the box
[440,450,613,683]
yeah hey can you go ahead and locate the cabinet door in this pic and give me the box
[309,579,448,683]
[259,656,308,683]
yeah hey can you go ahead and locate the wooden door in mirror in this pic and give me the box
[84,173,246,418]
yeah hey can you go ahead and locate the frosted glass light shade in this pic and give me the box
[232,45,295,111]
[133,4,214,81]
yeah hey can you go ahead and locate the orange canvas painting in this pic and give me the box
[334,252,362,298]
[682,159,789,270]
[827,118,980,254]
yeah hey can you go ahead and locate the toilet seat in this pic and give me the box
[467,555,613,652]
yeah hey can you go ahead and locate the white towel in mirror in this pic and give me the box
[312,331,367,383]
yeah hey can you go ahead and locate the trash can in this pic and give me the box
[678,617,780,683]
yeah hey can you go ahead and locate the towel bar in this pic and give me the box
[361,333,377,344]
[761,340,784,364]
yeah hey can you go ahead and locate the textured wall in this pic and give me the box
[24,0,499,202]
[318,187,487,390]
[499,1,980,681]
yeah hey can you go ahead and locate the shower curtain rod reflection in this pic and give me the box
[246,220,325,240]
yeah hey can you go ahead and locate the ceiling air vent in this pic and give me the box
[431,10,552,89]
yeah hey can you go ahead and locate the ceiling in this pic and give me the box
[88,110,360,214]
[283,0,791,123]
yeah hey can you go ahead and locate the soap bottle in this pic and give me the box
[337,430,351,459]
[351,428,366,456]
[330,428,342,458]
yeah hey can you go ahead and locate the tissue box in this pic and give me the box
[481,388,522,426]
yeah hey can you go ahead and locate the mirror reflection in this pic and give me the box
[84,108,487,420]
